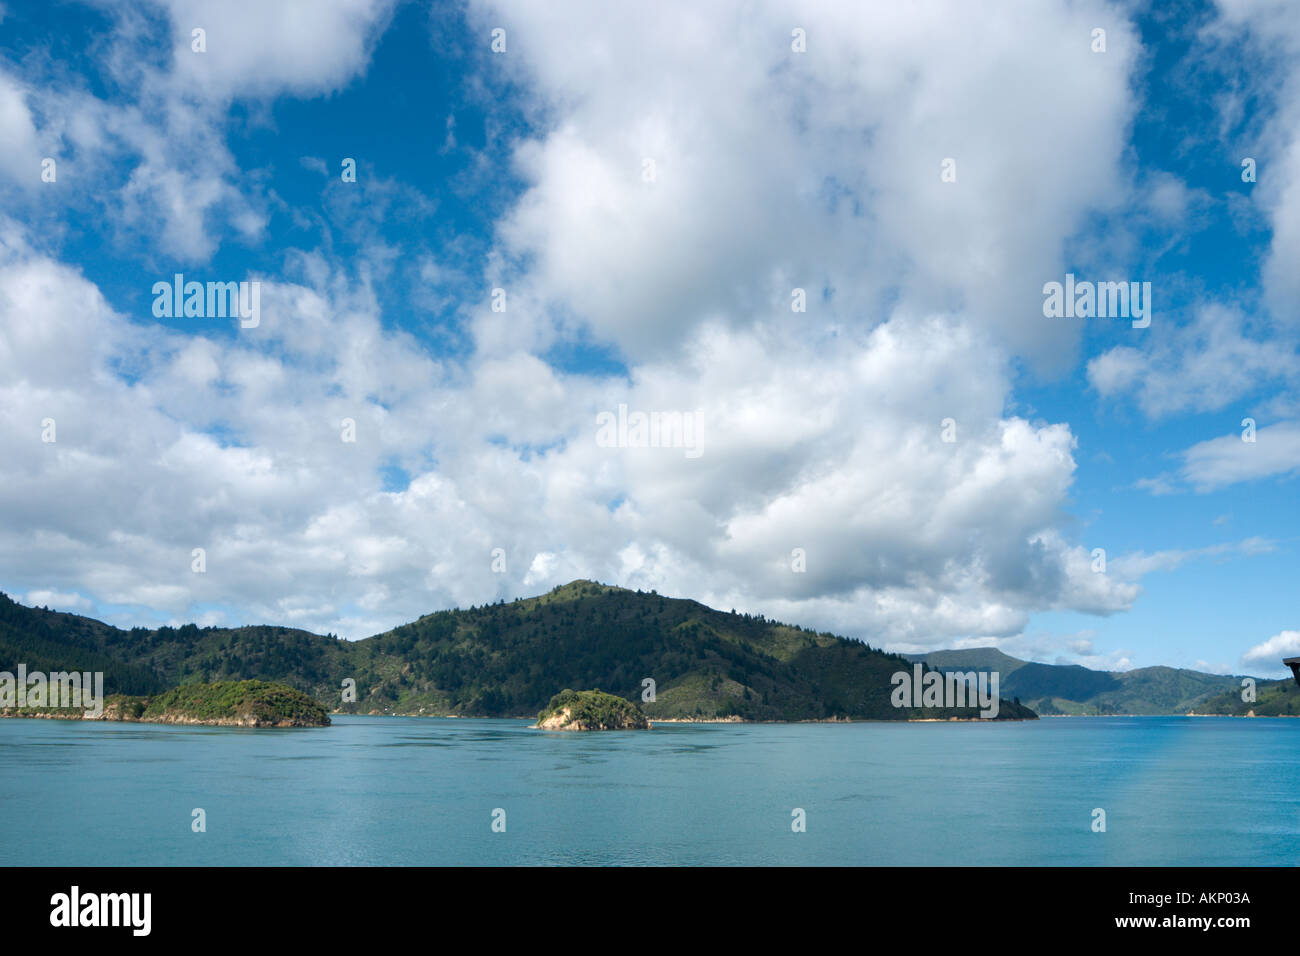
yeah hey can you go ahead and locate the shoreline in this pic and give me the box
[5,709,1286,726]
[332,711,1039,724]
[0,709,329,728]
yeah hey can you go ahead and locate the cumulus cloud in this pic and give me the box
[161,0,398,101]
[0,220,1150,643]
[475,0,1139,371]
[1241,629,1300,674]
[1088,304,1298,418]
[0,0,1256,659]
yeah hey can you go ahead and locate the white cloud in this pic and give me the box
[23,589,95,613]
[475,0,1140,372]
[161,0,398,101]
[0,225,1151,643]
[0,0,1239,657]
[0,72,40,186]
[1087,304,1298,418]
[1180,420,1300,490]
[1241,629,1300,673]
[0,2,396,264]
[1109,537,1275,576]
[1210,0,1300,323]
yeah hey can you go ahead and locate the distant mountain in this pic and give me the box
[907,648,1279,715]
[0,583,1034,722]
[904,647,1028,676]
[1002,662,1122,703]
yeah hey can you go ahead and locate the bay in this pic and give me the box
[2,715,1296,866]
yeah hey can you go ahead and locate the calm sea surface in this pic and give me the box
[2,715,1297,865]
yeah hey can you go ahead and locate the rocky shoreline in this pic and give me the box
[0,708,327,727]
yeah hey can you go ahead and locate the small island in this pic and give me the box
[1,680,330,727]
[534,689,651,730]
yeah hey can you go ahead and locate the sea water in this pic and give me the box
[2,715,1296,866]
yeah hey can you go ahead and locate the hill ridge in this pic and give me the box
[908,647,1286,715]
[0,581,1033,721]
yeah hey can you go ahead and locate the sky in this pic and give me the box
[0,0,1296,677]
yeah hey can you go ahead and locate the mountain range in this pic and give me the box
[905,648,1297,716]
[3,579,1294,719]
[0,581,1033,721]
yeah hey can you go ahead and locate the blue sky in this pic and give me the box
[0,0,1296,677]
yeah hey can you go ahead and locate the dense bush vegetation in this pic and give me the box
[142,680,329,724]
[537,688,649,729]
[0,581,1034,721]
[1198,679,1300,716]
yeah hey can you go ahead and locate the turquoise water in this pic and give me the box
[2,715,1297,865]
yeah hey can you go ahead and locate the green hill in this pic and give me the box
[139,680,331,726]
[0,583,1033,722]
[0,592,166,695]
[1,679,330,727]
[1195,679,1300,717]
[535,688,650,730]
